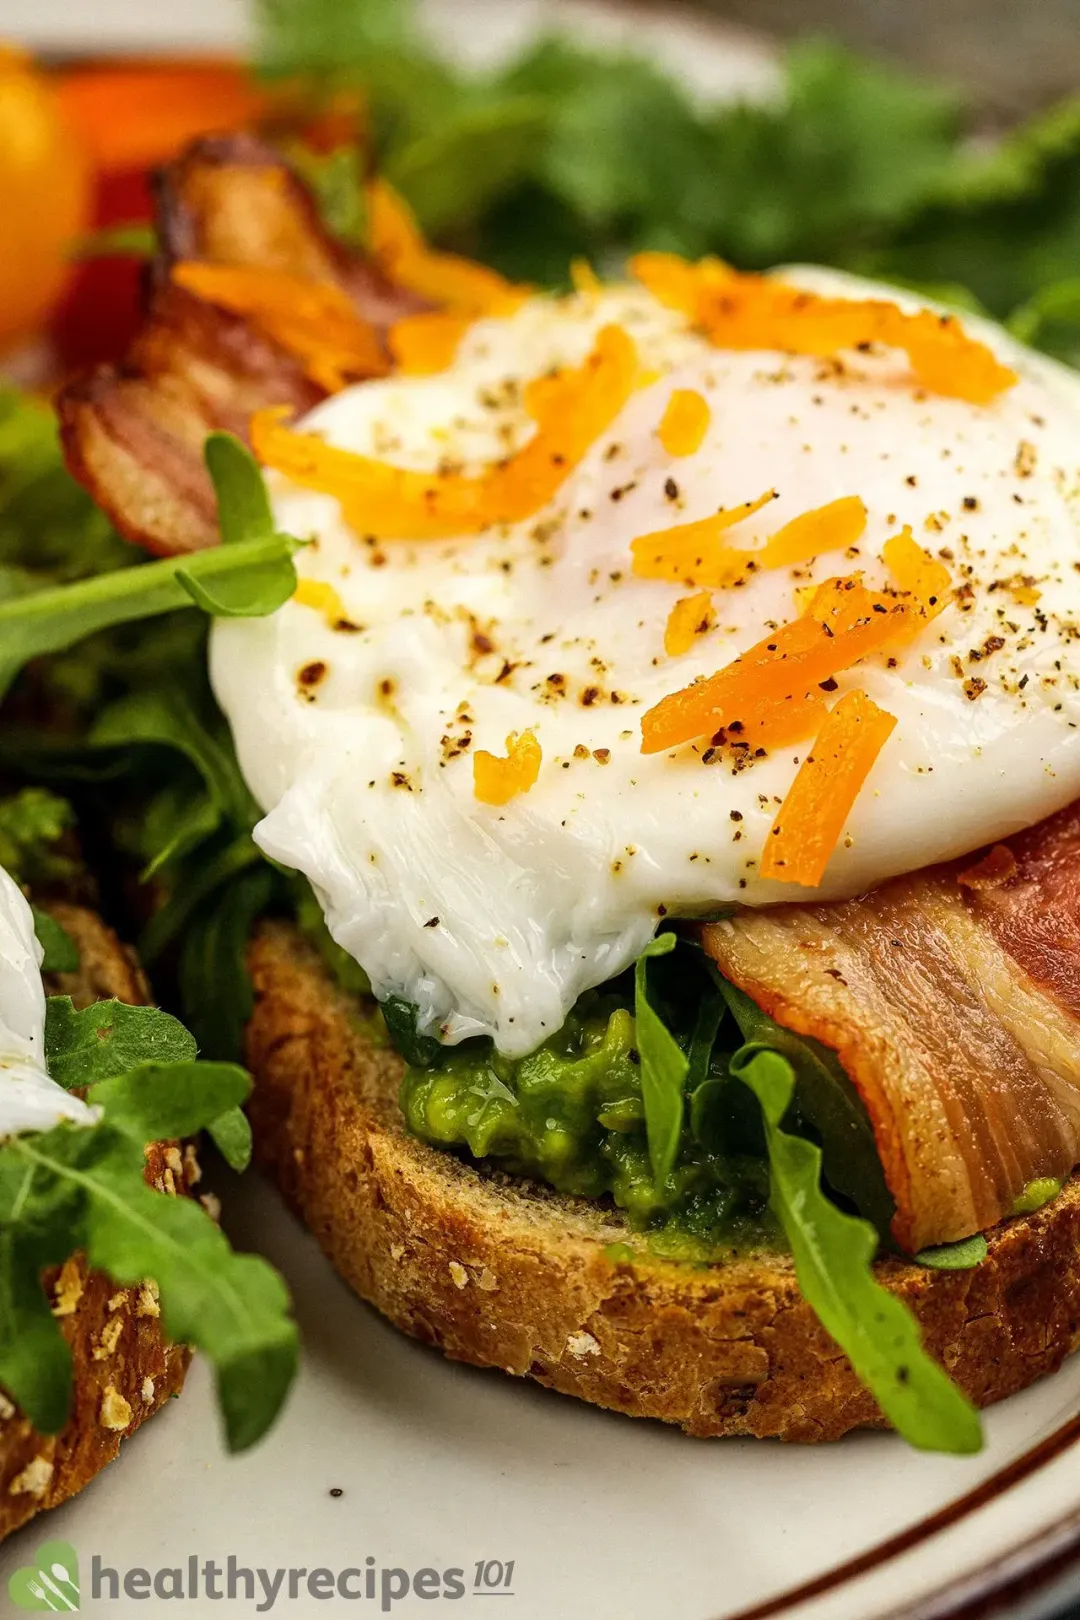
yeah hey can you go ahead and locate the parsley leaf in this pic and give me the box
[733,1046,981,1454]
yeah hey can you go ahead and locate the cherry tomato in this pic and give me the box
[0,46,90,351]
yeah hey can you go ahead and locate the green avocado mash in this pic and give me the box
[400,990,773,1252]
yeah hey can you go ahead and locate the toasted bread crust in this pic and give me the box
[244,920,1080,1443]
[0,906,189,1540]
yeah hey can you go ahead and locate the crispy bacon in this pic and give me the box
[58,134,424,556]
[704,800,1080,1254]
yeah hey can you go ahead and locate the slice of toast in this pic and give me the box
[0,904,189,1540]
[245,918,1080,1443]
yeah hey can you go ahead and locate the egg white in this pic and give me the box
[0,864,94,1136]
[211,271,1080,1056]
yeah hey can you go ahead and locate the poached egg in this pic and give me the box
[0,864,93,1135]
[211,269,1080,1056]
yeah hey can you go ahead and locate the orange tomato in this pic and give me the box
[0,46,91,350]
[55,61,265,173]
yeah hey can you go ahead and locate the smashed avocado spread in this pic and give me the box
[399,986,775,1254]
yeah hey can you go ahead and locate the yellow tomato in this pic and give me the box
[0,46,90,349]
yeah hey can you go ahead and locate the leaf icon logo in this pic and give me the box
[8,1539,80,1611]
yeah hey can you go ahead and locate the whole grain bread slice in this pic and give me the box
[0,904,189,1540]
[245,919,1080,1443]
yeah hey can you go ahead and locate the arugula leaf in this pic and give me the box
[635,932,689,1185]
[32,908,80,975]
[0,434,297,701]
[716,977,895,1237]
[916,1235,988,1271]
[177,865,276,1060]
[1011,1176,1063,1215]
[0,532,298,702]
[0,788,78,887]
[44,998,196,1091]
[139,836,266,966]
[177,435,299,618]
[5,1117,297,1449]
[208,1107,254,1174]
[90,685,258,841]
[381,996,444,1069]
[0,1226,75,1434]
[0,1007,296,1447]
[732,1046,981,1454]
[86,1061,250,1144]
[0,391,134,587]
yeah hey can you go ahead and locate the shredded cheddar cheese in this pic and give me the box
[387,310,473,375]
[632,494,865,589]
[631,490,778,585]
[293,578,349,626]
[664,591,714,657]
[171,262,388,391]
[630,253,1017,405]
[658,389,711,457]
[473,730,542,805]
[367,179,529,318]
[571,258,603,297]
[251,323,640,540]
[760,689,897,886]
[641,575,910,754]
[882,526,951,620]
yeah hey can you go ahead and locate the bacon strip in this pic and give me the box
[58,134,423,556]
[703,801,1080,1254]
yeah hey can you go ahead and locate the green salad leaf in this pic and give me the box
[635,932,690,1185]
[916,1235,988,1271]
[44,997,196,1090]
[177,864,276,1061]
[0,789,78,888]
[0,436,298,702]
[31,908,80,975]
[0,1003,296,1448]
[732,1046,981,1454]
[717,978,895,1237]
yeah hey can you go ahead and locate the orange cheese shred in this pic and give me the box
[629,254,1017,405]
[632,494,865,589]
[658,389,711,457]
[387,310,473,375]
[251,323,639,540]
[631,490,778,585]
[367,179,529,318]
[171,262,388,391]
[473,730,542,806]
[882,526,952,621]
[760,689,898,887]
[758,495,867,569]
[293,578,349,626]
[641,576,909,754]
[664,591,714,657]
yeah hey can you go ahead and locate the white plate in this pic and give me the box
[2,4,1080,1617]
[4,1170,1080,1620]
